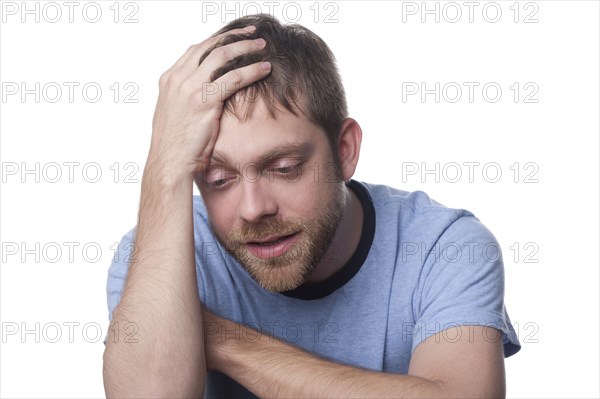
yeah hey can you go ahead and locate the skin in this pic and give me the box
[102,26,273,398]
[195,99,364,292]
[102,24,507,398]
[203,312,506,398]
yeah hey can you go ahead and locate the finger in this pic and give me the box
[204,61,272,103]
[195,38,267,82]
[170,26,257,75]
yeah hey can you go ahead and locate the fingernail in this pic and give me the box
[255,38,266,46]
[261,62,271,70]
[245,25,256,32]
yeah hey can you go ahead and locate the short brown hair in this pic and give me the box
[200,14,348,158]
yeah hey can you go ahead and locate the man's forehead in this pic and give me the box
[213,98,325,167]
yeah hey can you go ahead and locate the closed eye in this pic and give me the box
[274,164,300,174]
[203,169,238,190]
[266,158,303,173]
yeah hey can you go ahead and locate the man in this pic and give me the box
[103,14,520,398]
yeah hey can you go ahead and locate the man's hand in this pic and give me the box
[103,27,270,398]
[147,25,271,181]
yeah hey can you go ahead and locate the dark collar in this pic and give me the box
[280,180,376,300]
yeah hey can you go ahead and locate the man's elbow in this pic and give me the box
[436,376,506,399]
[102,344,205,398]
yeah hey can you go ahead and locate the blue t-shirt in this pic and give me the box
[106,180,521,397]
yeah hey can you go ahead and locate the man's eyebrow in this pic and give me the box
[210,142,313,170]
[209,151,234,169]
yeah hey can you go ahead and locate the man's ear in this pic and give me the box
[336,118,362,181]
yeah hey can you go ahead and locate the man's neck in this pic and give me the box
[303,184,364,284]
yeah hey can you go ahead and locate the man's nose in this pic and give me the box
[238,178,278,223]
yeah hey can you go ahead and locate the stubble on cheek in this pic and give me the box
[212,183,346,292]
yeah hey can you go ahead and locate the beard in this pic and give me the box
[212,181,347,292]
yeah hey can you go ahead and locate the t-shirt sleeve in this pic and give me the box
[411,215,521,357]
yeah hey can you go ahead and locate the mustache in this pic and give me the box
[226,218,307,243]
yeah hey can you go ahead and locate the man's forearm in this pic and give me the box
[103,166,205,398]
[208,315,447,399]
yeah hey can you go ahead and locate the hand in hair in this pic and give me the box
[103,26,271,398]
[146,25,272,182]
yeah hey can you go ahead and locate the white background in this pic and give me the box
[1,1,598,397]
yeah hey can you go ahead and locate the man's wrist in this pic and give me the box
[142,155,195,190]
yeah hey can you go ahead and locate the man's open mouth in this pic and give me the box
[249,233,297,245]
[246,232,300,258]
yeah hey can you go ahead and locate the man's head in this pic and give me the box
[200,13,348,162]
[196,14,361,292]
